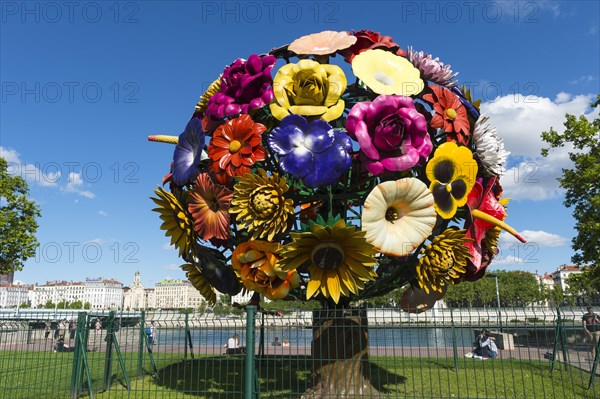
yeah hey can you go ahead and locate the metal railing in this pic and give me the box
[0,306,598,398]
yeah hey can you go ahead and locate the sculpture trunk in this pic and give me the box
[302,307,380,399]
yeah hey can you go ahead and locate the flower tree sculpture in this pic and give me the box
[149,29,525,398]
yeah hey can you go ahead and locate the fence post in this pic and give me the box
[588,336,600,389]
[185,309,194,359]
[450,307,459,372]
[137,310,146,376]
[70,312,85,398]
[103,311,115,390]
[244,306,256,399]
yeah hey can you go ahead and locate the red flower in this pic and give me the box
[465,179,506,272]
[422,85,471,145]
[339,30,406,63]
[188,173,233,241]
[208,114,266,184]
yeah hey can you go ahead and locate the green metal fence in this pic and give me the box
[0,306,598,398]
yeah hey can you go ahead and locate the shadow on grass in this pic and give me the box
[153,355,407,397]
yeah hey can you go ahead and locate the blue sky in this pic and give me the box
[1,1,599,288]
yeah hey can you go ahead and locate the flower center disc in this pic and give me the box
[311,242,344,270]
[249,189,274,217]
[385,206,402,222]
[445,108,457,120]
[229,140,242,153]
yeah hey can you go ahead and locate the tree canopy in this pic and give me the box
[444,270,544,307]
[541,95,600,295]
[0,157,41,274]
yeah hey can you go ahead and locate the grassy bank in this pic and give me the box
[1,351,598,398]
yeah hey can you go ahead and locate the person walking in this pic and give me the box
[44,320,51,341]
[582,306,600,360]
[69,318,77,341]
[95,319,101,335]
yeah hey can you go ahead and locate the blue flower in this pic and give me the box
[172,117,205,185]
[268,115,352,188]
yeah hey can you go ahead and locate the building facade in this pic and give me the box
[154,279,204,309]
[123,272,147,310]
[0,283,29,308]
[30,278,123,310]
[552,265,582,291]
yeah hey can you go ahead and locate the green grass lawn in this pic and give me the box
[1,350,598,399]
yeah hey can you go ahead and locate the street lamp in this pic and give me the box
[486,273,502,332]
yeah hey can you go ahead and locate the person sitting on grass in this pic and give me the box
[466,329,498,359]
[53,335,68,353]
[476,329,498,358]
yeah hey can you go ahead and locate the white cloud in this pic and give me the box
[1,147,95,199]
[590,24,598,35]
[569,75,595,85]
[98,210,108,217]
[481,94,595,158]
[499,230,568,247]
[491,255,525,266]
[62,172,95,199]
[162,242,175,251]
[85,238,104,245]
[165,264,179,270]
[1,146,61,187]
[481,93,597,200]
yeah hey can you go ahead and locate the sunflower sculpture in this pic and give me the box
[149,29,526,310]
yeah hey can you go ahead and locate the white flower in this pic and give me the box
[407,46,458,87]
[362,178,436,257]
[473,115,510,176]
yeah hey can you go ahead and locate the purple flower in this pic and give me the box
[346,95,432,176]
[268,115,352,188]
[172,117,205,185]
[206,54,276,120]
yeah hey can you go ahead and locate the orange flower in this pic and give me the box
[208,114,266,183]
[288,30,357,55]
[231,240,300,300]
[188,173,233,241]
[422,85,470,145]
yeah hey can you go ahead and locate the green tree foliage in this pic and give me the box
[19,301,30,308]
[83,302,91,310]
[69,300,84,309]
[541,95,600,294]
[43,300,55,309]
[0,157,42,274]
[564,270,599,304]
[445,271,543,307]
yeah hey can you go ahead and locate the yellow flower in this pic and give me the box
[151,187,195,258]
[278,219,378,304]
[181,263,217,305]
[230,169,295,241]
[232,240,300,300]
[362,178,437,257]
[270,59,346,122]
[194,75,221,114]
[352,49,424,96]
[416,228,473,294]
[426,142,478,219]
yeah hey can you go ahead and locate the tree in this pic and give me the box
[19,301,30,308]
[445,270,543,307]
[541,95,600,293]
[43,300,55,309]
[0,157,42,274]
[69,300,84,309]
[83,302,91,310]
[444,281,475,307]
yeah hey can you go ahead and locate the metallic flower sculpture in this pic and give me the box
[149,29,526,308]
